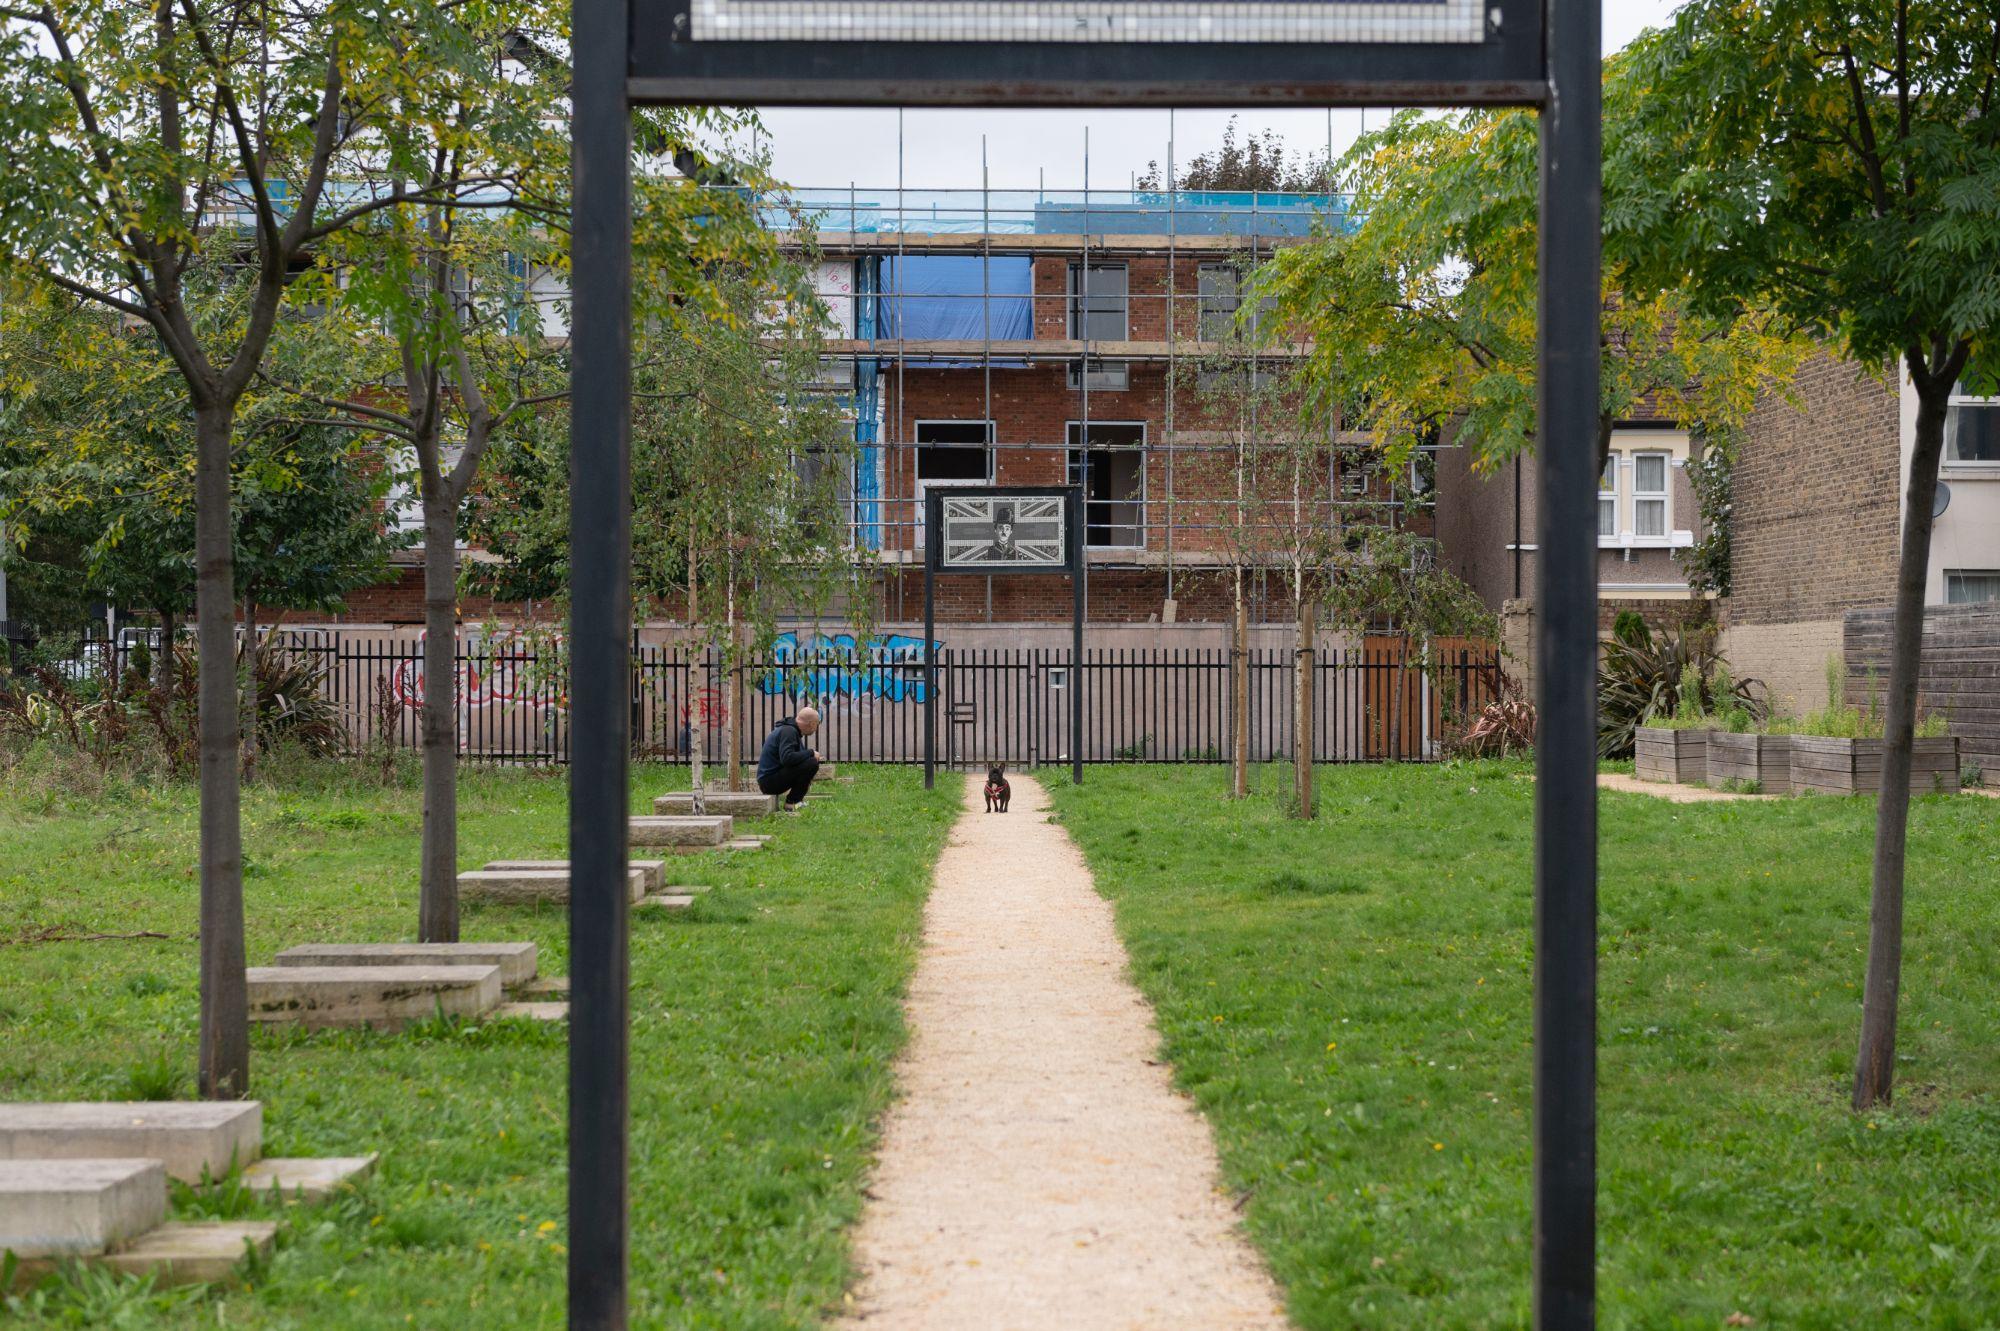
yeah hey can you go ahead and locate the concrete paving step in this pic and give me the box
[459,867,645,905]
[246,965,501,1030]
[515,975,569,998]
[485,859,667,892]
[653,791,779,818]
[637,894,697,911]
[0,1159,166,1258]
[0,1103,261,1184]
[493,1001,568,1022]
[272,942,538,988]
[239,1154,377,1201]
[629,815,732,848]
[98,1220,280,1284]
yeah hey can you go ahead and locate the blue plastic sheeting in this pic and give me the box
[879,256,1032,349]
[1033,193,1350,238]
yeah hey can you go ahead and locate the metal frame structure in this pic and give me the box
[921,485,1085,791]
[570,3,1600,1328]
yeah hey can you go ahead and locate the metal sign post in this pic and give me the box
[570,1,1597,1326]
[923,486,1084,788]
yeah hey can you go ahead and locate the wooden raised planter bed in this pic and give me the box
[1706,733,1794,794]
[1634,726,1709,785]
[1788,735,1961,795]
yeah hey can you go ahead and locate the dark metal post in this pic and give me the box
[1070,486,1084,785]
[1534,0,1601,1323]
[923,489,937,790]
[568,0,631,1322]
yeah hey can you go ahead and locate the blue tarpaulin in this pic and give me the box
[879,257,1032,360]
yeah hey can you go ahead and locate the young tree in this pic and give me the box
[1252,98,1807,480]
[1623,1,2000,1110]
[0,0,514,1097]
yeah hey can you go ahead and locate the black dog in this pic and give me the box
[983,764,1011,813]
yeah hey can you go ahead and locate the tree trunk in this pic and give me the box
[724,575,740,791]
[418,496,460,944]
[1231,578,1250,799]
[1852,375,1952,1110]
[194,404,249,1100]
[156,607,177,697]
[239,594,259,782]
[1295,593,1315,819]
[687,535,705,813]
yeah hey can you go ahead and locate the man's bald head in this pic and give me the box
[796,707,821,735]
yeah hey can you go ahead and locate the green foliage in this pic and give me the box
[1680,425,1736,597]
[1598,621,1763,756]
[1252,92,1808,475]
[1621,0,1999,391]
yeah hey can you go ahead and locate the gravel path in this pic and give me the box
[833,773,1290,1331]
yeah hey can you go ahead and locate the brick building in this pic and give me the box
[1718,354,2000,716]
[1432,414,1712,634]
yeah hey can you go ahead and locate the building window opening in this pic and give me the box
[1632,452,1668,538]
[914,420,994,481]
[1946,570,2000,604]
[1946,384,2000,462]
[1066,422,1145,548]
[1598,454,1618,537]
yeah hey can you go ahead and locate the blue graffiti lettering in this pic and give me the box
[760,632,943,703]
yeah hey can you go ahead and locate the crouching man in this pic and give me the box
[757,706,822,810]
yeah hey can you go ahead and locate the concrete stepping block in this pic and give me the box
[653,791,779,818]
[637,894,696,911]
[629,815,732,848]
[99,1220,280,1285]
[0,1159,165,1258]
[516,975,569,998]
[494,1001,568,1022]
[240,1154,377,1201]
[272,942,538,988]
[459,867,645,905]
[246,965,501,1030]
[485,859,667,892]
[0,1103,261,1184]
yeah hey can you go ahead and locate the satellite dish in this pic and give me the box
[1934,481,1952,519]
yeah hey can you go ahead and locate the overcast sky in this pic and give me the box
[743,0,1684,191]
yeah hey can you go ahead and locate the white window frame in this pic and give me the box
[1065,420,1148,550]
[1598,452,1618,538]
[1630,450,1670,540]
[1945,383,2000,468]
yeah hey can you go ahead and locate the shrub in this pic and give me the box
[1449,674,1536,758]
[1597,622,1762,757]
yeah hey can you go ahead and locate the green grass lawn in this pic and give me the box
[1047,761,2000,1330]
[0,757,957,1328]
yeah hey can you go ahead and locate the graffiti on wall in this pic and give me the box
[388,633,567,715]
[760,632,943,704]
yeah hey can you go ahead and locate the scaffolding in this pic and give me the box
[725,121,1438,621]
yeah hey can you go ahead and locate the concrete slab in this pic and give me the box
[246,965,501,1030]
[240,1154,376,1201]
[0,1103,261,1184]
[493,1001,568,1022]
[637,894,697,911]
[516,975,569,997]
[0,1159,165,1259]
[653,791,779,818]
[484,859,667,892]
[271,942,538,988]
[629,815,732,847]
[99,1221,280,1284]
[459,868,646,906]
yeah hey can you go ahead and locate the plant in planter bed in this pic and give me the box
[1599,619,1762,762]
[1785,658,1958,795]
